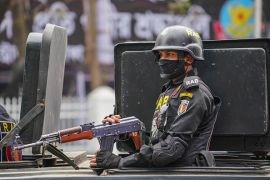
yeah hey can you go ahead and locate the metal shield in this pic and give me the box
[19,24,67,144]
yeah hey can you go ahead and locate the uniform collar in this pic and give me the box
[161,70,196,92]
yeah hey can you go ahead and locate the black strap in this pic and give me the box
[0,103,44,149]
[45,144,79,170]
[195,150,216,167]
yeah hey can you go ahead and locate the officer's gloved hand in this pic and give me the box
[90,150,121,169]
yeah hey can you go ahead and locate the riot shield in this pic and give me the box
[19,32,42,144]
[198,48,267,135]
[19,24,67,146]
[114,39,270,152]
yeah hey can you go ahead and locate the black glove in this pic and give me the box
[96,150,121,169]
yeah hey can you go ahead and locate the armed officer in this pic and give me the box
[90,26,221,168]
[0,104,21,161]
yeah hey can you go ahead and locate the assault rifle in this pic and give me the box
[15,116,144,171]
[16,116,144,150]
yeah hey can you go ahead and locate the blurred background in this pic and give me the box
[0,0,269,153]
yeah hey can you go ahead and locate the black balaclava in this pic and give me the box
[158,59,185,79]
[158,51,188,79]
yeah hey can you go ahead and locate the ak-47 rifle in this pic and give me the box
[15,116,144,173]
[15,116,144,152]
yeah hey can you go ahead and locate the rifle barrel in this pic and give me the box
[15,141,43,150]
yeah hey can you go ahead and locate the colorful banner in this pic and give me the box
[220,0,254,38]
[0,0,212,67]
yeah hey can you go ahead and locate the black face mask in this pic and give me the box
[158,59,185,79]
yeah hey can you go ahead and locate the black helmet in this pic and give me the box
[152,26,204,61]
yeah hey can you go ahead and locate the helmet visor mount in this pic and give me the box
[154,50,189,63]
[153,44,203,61]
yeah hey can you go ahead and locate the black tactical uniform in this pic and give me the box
[117,26,221,168]
[118,71,220,167]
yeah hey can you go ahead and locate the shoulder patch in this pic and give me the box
[177,100,190,115]
[183,76,200,90]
